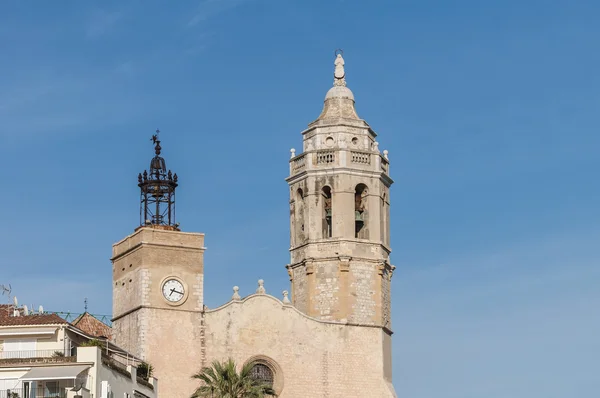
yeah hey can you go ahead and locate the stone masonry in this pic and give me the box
[111,53,397,397]
[286,53,395,328]
[111,227,205,398]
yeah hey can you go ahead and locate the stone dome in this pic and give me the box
[325,85,355,101]
[315,53,360,121]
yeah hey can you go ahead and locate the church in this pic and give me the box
[110,53,397,398]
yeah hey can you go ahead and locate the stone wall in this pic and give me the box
[111,227,205,394]
[142,308,203,398]
[202,293,396,398]
[348,261,377,324]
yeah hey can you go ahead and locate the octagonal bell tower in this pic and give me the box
[286,53,395,329]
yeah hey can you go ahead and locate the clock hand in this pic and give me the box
[169,288,175,297]
[173,290,184,295]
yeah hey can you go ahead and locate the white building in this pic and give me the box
[0,304,157,398]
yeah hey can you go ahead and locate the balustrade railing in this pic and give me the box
[101,353,132,378]
[290,150,389,173]
[351,151,371,165]
[315,150,335,165]
[0,349,70,361]
[290,154,306,174]
[0,388,67,398]
[381,156,389,173]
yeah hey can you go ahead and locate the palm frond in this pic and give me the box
[191,358,277,398]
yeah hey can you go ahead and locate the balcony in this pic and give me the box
[0,387,68,398]
[289,149,391,179]
[0,349,75,366]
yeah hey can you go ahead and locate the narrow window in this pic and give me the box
[381,193,387,244]
[355,184,368,238]
[322,186,332,238]
[296,188,305,242]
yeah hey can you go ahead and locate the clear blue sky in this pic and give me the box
[1,1,598,397]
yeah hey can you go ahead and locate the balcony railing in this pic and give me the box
[0,388,67,398]
[0,349,74,365]
[101,353,132,378]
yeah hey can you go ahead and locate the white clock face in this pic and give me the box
[162,279,185,303]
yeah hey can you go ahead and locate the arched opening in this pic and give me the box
[355,184,368,239]
[322,186,332,238]
[244,355,283,396]
[381,193,387,245]
[296,188,305,243]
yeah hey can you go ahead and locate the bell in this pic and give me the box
[326,209,332,218]
[355,211,364,222]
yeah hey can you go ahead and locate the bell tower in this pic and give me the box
[111,131,205,398]
[286,52,395,329]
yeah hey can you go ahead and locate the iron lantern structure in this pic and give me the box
[138,131,179,230]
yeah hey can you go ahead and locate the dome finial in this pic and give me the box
[333,49,346,87]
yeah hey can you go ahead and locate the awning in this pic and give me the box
[20,365,90,381]
[0,327,57,337]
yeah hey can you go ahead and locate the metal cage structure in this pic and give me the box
[138,131,179,230]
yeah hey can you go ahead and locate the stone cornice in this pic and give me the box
[112,227,205,248]
[301,121,374,135]
[110,241,206,261]
[111,305,202,322]
[289,238,392,254]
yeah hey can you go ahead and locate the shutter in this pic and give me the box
[3,338,37,358]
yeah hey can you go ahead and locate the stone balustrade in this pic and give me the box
[290,153,306,174]
[314,150,335,165]
[351,151,371,165]
[288,150,391,176]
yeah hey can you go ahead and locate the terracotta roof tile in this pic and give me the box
[71,312,112,340]
[0,311,68,326]
[0,304,14,318]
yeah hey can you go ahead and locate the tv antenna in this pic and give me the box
[1,284,12,301]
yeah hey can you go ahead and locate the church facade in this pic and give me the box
[110,53,397,398]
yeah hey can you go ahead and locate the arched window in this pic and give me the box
[355,184,368,239]
[295,188,305,242]
[381,193,387,245]
[250,363,274,388]
[322,186,332,238]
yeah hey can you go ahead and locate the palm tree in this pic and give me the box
[191,358,277,398]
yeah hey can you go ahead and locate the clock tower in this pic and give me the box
[111,132,205,397]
